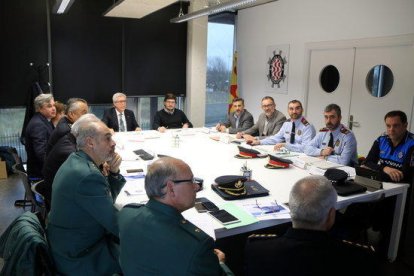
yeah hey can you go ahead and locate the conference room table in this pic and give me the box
[113,128,408,262]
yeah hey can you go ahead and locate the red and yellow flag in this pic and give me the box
[228,51,238,113]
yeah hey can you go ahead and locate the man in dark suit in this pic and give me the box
[152,93,193,132]
[46,98,88,155]
[41,114,99,211]
[102,92,140,132]
[47,114,125,275]
[118,157,232,275]
[25,93,56,179]
[245,175,378,276]
[216,97,254,134]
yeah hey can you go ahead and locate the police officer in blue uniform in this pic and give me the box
[248,100,316,152]
[118,157,233,275]
[305,104,357,166]
[363,110,414,183]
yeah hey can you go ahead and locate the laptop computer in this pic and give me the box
[354,166,383,191]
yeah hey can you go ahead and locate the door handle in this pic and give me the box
[349,115,360,130]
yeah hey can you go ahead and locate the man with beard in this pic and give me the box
[153,93,193,132]
[246,100,315,152]
[216,97,254,134]
[305,104,357,166]
[47,114,125,275]
[236,96,286,140]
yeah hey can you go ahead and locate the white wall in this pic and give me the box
[237,0,414,120]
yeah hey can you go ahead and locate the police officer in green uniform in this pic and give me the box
[118,157,233,275]
[47,114,125,275]
[245,175,378,276]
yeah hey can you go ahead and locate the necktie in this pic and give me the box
[290,122,296,144]
[328,132,334,148]
[235,116,239,129]
[263,120,269,136]
[119,113,125,132]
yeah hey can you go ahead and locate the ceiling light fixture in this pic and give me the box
[53,0,75,14]
[170,0,277,23]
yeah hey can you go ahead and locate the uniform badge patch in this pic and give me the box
[398,151,404,159]
[335,140,340,147]
[297,130,302,136]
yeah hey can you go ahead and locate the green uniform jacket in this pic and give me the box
[46,151,125,275]
[118,199,232,275]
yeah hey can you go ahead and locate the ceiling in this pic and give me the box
[103,0,277,21]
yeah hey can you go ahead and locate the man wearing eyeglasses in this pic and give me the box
[153,93,193,132]
[102,92,141,132]
[236,96,286,140]
[118,157,233,275]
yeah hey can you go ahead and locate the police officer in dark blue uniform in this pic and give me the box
[363,110,414,183]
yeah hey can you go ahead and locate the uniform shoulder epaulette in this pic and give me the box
[287,118,292,122]
[123,203,144,209]
[301,117,309,126]
[342,239,376,252]
[319,127,329,132]
[340,126,350,134]
[180,219,209,241]
[408,132,414,139]
[248,234,278,240]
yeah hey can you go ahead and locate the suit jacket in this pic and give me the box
[245,228,378,276]
[221,110,254,134]
[25,112,54,178]
[118,200,230,275]
[41,133,77,210]
[102,107,139,132]
[244,110,286,138]
[47,151,125,275]
[46,116,72,155]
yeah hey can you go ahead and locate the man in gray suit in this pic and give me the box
[216,97,254,134]
[236,96,286,140]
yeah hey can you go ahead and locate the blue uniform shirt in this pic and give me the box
[305,124,358,166]
[261,116,316,153]
[364,131,414,183]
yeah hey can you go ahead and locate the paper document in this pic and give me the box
[238,198,291,221]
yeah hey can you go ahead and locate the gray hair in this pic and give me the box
[66,98,88,114]
[72,114,103,148]
[145,158,180,198]
[34,94,54,112]
[112,92,126,103]
[289,175,337,228]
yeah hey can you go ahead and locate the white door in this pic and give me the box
[350,44,414,156]
[306,48,355,130]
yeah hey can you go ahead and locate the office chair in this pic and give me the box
[12,163,36,212]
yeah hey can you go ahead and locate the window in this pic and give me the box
[205,20,235,127]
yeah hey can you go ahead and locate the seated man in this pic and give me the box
[245,175,378,275]
[363,110,414,183]
[41,114,99,211]
[305,103,357,166]
[153,93,193,132]
[102,92,140,132]
[216,97,254,134]
[246,100,315,152]
[47,115,125,275]
[118,157,232,275]
[236,96,286,140]
[46,97,88,155]
[25,93,56,179]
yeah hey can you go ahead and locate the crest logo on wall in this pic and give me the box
[266,44,289,93]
